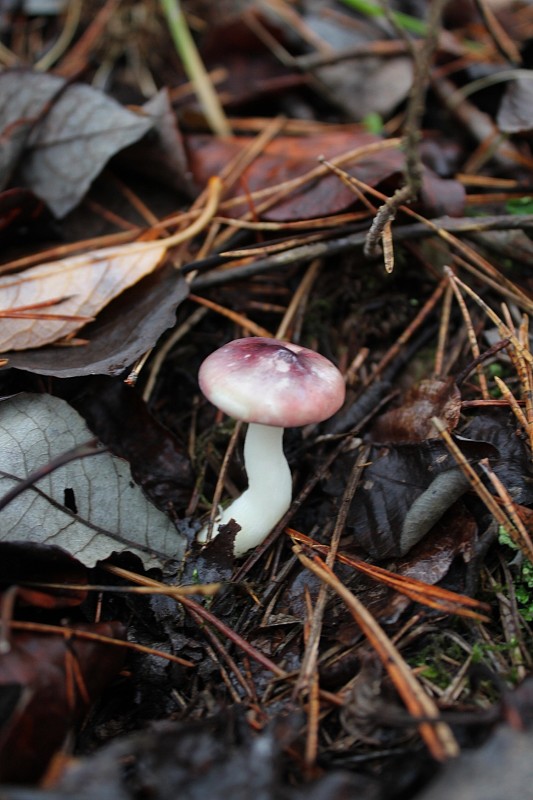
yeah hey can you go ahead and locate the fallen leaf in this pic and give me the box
[187,130,404,221]
[0,394,186,568]
[462,411,533,504]
[0,621,126,783]
[2,263,189,377]
[0,241,168,351]
[0,70,153,217]
[497,75,533,133]
[187,130,464,221]
[0,541,89,609]
[304,11,413,119]
[324,437,496,557]
[371,378,462,443]
[0,70,65,190]
[199,12,301,110]
[118,89,196,196]
[72,376,195,515]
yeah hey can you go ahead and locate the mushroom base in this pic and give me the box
[197,423,292,556]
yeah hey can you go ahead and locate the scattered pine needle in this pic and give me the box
[288,529,490,621]
[293,545,460,761]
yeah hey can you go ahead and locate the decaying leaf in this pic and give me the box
[0,621,126,784]
[0,242,168,352]
[72,376,195,514]
[0,70,153,217]
[324,436,497,558]
[371,378,462,443]
[0,393,186,568]
[187,130,464,221]
[187,130,403,221]
[304,10,414,120]
[0,541,89,608]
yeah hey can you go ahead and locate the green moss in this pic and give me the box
[498,528,533,622]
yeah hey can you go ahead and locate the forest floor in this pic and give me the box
[1,1,533,798]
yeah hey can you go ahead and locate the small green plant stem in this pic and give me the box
[159,0,231,136]
[340,0,427,35]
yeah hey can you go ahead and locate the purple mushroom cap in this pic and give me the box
[199,337,345,427]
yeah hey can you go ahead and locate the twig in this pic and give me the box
[434,283,454,377]
[6,620,194,667]
[104,564,287,678]
[293,445,371,701]
[288,530,489,620]
[34,0,82,71]
[445,267,490,399]
[364,0,448,262]
[473,0,522,65]
[191,214,533,291]
[432,418,533,564]
[188,294,273,338]
[142,307,208,401]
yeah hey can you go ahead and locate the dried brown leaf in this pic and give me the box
[0,243,168,351]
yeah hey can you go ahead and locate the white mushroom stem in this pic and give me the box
[199,422,292,556]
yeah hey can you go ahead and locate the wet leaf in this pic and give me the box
[199,12,301,111]
[0,394,185,568]
[187,130,464,221]
[327,437,496,558]
[371,378,461,443]
[362,508,478,625]
[419,170,466,217]
[2,264,189,377]
[303,11,414,119]
[72,376,195,516]
[187,130,406,221]
[0,70,64,190]
[332,408,533,558]
[0,70,153,217]
[462,411,533,505]
[0,542,89,609]
[0,620,126,783]
[119,89,196,196]
[0,241,168,351]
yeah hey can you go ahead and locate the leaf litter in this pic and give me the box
[1,1,533,798]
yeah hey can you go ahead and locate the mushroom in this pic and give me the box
[197,337,345,556]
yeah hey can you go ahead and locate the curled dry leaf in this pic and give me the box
[0,242,168,351]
